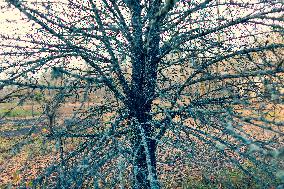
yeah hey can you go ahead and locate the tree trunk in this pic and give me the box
[133,127,158,189]
[133,128,158,188]
[129,100,159,188]
[129,2,161,184]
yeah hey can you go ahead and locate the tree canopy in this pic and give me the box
[0,0,283,188]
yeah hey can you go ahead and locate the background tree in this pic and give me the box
[0,0,283,188]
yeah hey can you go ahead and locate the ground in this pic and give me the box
[0,102,283,188]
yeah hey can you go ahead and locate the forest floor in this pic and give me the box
[0,102,283,188]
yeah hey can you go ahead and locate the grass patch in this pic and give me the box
[0,109,41,118]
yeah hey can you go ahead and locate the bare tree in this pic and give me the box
[0,0,283,188]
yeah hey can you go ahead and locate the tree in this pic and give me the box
[0,0,283,188]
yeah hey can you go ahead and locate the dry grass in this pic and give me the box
[0,102,283,188]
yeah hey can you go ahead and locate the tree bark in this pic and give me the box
[129,96,158,188]
[128,2,162,187]
[133,130,157,189]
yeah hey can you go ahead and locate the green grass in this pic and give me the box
[0,109,41,117]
